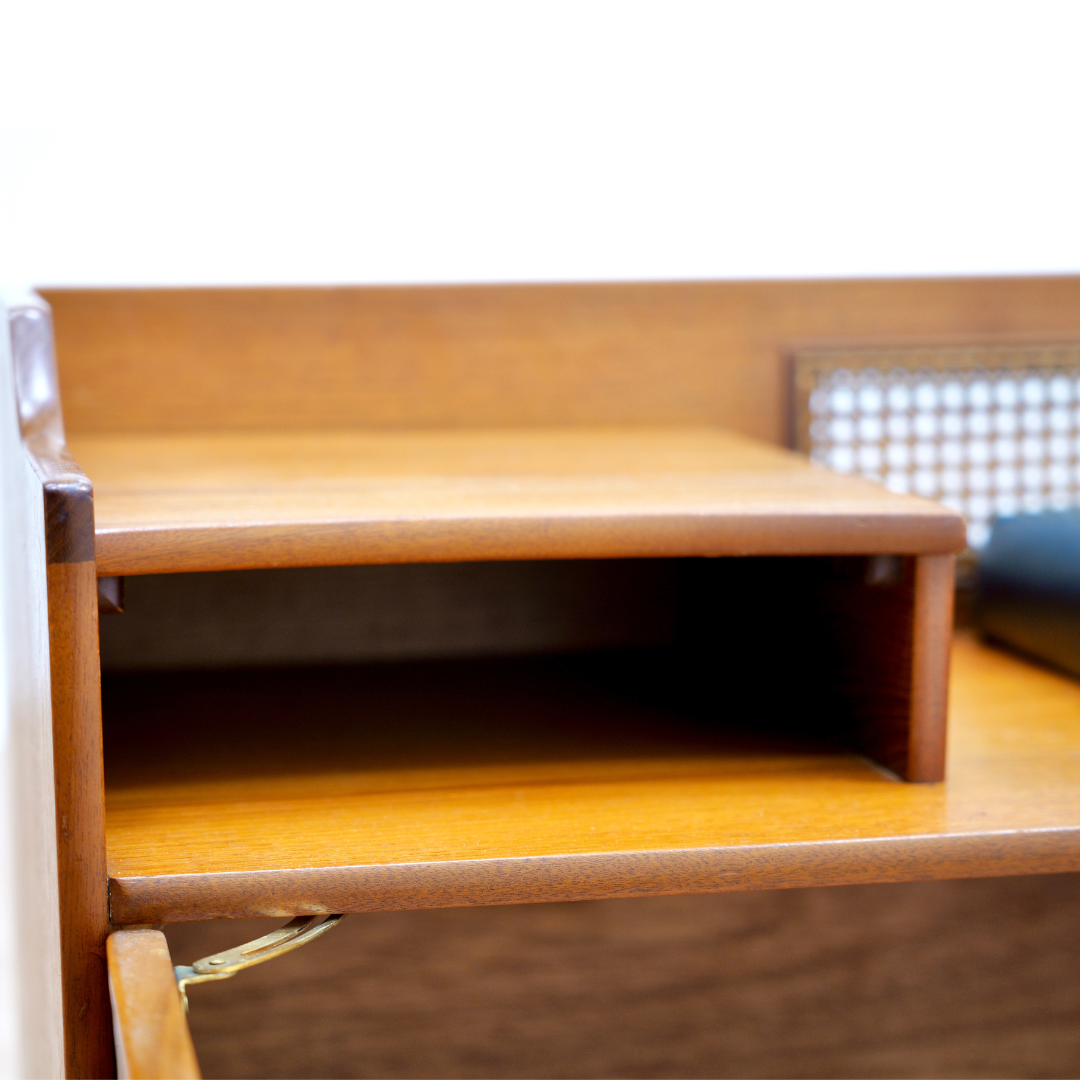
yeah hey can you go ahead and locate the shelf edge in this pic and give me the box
[95,510,967,576]
[109,828,1080,924]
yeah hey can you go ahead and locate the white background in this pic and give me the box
[1,0,1079,286]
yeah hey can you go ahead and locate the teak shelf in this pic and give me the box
[103,635,1080,925]
[17,278,1080,1076]
[71,426,960,574]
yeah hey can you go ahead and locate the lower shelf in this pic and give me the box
[104,635,1080,923]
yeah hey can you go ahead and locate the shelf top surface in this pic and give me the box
[105,635,1080,921]
[70,426,965,574]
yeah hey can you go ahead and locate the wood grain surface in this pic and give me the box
[97,561,681,671]
[678,554,942,781]
[47,560,112,1076]
[166,875,1080,1080]
[24,370,112,1072]
[107,929,201,1080]
[106,635,1080,923]
[98,556,950,781]
[70,427,965,575]
[43,279,1080,442]
[909,555,955,781]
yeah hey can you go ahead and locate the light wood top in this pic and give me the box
[106,635,1080,922]
[72,426,964,574]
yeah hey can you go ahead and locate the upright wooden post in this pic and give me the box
[11,293,112,1077]
[45,552,111,1078]
[908,554,956,782]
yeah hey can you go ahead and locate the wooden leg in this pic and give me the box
[48,560,112,1078]
[107,929,201,1080]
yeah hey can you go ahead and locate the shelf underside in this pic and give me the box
[70,426,964,575]
[105,635,1080,923]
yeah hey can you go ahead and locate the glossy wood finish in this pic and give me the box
[46,560,111,1078]
[105,635,1080,923]
[680,554,949,781]
[44,279,1080,443]
[107,929,201,1080]
[35,436,111,1079]
[909,555,956,781]
[168,877,1080,1080]
[13,290,113,1077]
[70,427,965,576]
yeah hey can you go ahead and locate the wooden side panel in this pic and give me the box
[107,929,201,1080]
[794,554,953,782]
[675,554,951,781]
[44,277,1080,440]
[908,555,956,782]
[48,559,112,1078]
[10,293,114,1077]
[807,557,918,779]
[98,561,680,672]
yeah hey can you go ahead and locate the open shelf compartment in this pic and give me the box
[102,634,1080,923]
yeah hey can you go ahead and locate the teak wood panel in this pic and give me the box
[47,561,111,1078]
[107,929,200,1080]
[673,554,951,782]
[106,635,1080,924]
[43,278,1080,442]
[69,427,965,576]
[13,291,112,1076]
[27,429,111,1079]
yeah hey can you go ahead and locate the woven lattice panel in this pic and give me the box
[792,343,1080,547]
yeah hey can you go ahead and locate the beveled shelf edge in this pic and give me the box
[95,511,967,577]
[109,828,1080,924]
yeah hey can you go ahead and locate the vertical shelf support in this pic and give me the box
[11,294,112,1078]
[908,553,956,782]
